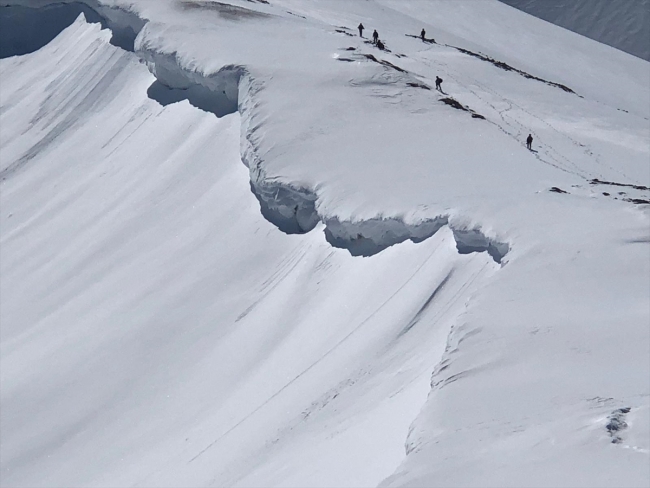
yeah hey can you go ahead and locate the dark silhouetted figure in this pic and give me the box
[435,76,443,92]
[421,28,426,40]
[372,29,379,45]
[358,23,364,37]
[526,133,533,150]
[377,39,385,50]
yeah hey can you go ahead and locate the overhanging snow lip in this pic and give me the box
[323,215,510,262]
[3,0,512,263]
[136,28,512,263]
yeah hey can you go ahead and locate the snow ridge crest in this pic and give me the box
[136,27,510,261]
[3,0,510,261]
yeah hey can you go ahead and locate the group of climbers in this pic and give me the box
[356,23,535,151]
[357,23,382,49]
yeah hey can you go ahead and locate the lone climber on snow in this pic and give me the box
[358,23,364,37]
[372,29,379,45]
[526,133,533,150]
[421,28,426,40]
[435,76,443,92]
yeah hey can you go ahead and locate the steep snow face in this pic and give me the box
[0,13,501,488]
[500,0,650,61]
[1,0,649,487]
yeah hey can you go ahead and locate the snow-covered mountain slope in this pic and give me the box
[500,0,650,62]
[1,1,648,487]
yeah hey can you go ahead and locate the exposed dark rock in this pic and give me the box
[606,407,631,444]
[440,97,468,111]
[590,178,649,191]
[363,54,405,72]
[438,97,484,121]
[606,415,627,432]
[450,45,576,94]
[285,10,306,19]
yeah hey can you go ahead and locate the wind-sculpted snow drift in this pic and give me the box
[1,1,648,487]
[144,11,507,265]
[135,17,511,261]
[0,0,510,260]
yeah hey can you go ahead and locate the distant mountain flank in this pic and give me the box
[500,0,650,61]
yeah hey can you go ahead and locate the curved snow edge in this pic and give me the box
[136,39,511,261]
[10,0,509,261]
[325,216,509,262]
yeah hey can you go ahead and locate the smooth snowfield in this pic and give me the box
[1,1,649,487]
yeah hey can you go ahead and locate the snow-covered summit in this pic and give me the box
[1,1,648,487]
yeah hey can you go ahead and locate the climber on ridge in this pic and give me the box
[372,29,379,45]
[358,23,364,37]
[526,133,533,150]
[421,28,426,41]
[435,76,443,92]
